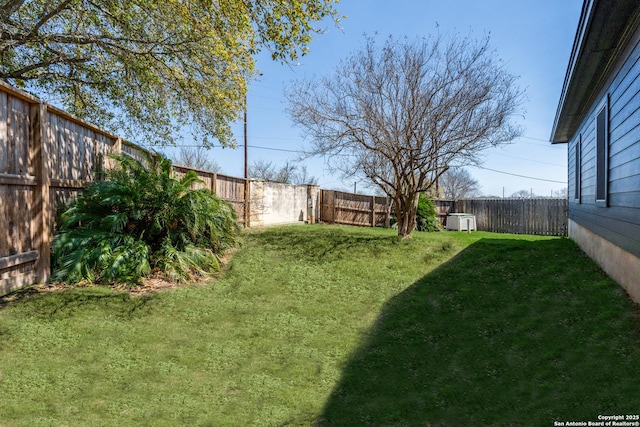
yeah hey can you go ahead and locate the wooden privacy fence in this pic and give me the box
[0,84,120,295]
[0,82,250,295]
[320,189,390,227]
[172,165,248,227]
[435,198,568,236]
[0,80,569,297]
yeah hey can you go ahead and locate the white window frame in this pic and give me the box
[574,133,581,203]
[595,95,609,207]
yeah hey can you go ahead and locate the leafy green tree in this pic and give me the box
[416,194,439,232]
[0,0,340,146]
[51,153,239,285]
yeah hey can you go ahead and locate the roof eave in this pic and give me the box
[551,0,595,144]
[550,0,640,144]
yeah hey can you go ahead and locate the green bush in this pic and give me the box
[389,194,440,232]
[416,194,440,232]
[51,153,239,285]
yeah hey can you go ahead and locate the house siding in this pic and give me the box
[568,32,640,259]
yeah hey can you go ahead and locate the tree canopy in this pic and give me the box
[0,0,339,146]
[287,34,524,237]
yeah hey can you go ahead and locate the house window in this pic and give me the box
[595,96,608,206]
[574,134,581,203]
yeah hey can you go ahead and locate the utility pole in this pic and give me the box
[244,93,248,180]
[243,92,250,227]
[242,73,262,227]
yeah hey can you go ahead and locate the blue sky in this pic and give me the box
[173,0,584,197]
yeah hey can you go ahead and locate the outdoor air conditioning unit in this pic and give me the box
[446,213,476,232]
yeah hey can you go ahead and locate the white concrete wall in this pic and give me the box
[250,181,320,227]
[569,219,640,303]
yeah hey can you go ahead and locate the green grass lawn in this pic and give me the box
[0,225,639,426]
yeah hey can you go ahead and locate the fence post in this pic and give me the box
[211,172,217,194]
[244,178,250,227]
[106,137,122,170]
[370,195,375,227]
[30,102,50,284]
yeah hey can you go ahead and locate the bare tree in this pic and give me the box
[250,159,307,184]
[553,187,568,198]
[511,189,534,198]
[439,168,480,199]
[274,161,298,183]
[250,159,278,181]
[287,34,524,237]
[175,146,221,173]
[295,165,319,185]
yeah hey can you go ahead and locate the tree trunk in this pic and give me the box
[395,193,418,238]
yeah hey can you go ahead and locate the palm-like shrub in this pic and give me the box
[51,153,238,285]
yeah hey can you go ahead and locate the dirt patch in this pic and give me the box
[1,274,198,308]
[112,273,188,296]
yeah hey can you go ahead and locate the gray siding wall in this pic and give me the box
[569,32,640,258]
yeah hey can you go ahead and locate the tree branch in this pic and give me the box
[0,0,25,27]
[22,0,74,42]
[0,55,90,79]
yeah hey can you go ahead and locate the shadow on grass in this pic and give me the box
[0,286,157,320]
[317,237,640,426]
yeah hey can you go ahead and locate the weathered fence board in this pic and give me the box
[0,92,7,173]
[0,87,37,294]
[216,174,248,226]
[121,141,146,165]
[320,189,389,227]
[0,82,134,295]
[172,166,248,226]
[436,198,568,236]
[0,81,264,295]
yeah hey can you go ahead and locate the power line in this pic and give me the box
[252,136,300,141]
[491,152,565,167]
[146,143,301,153]
[163,143,322,155]
[472,165,566,183]
[247,144,303,153]
[247,93,282,101]
[152,143,567,183]
[520,135,552,143]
